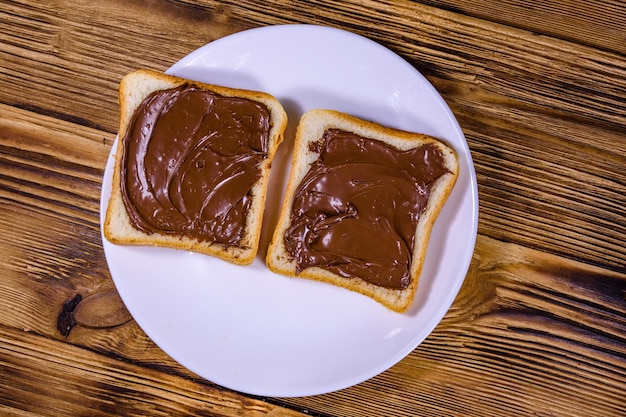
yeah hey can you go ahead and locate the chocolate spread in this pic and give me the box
[119,84,271,246]
[284,129,449,289]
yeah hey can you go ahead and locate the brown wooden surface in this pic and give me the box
[1,1,625,416]
[420,0,626,56]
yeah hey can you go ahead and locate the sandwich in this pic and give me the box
[266,109,458,312]
[103,69,287,265]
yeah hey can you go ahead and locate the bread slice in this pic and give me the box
[104,69,287,265]
[266,109,459,312]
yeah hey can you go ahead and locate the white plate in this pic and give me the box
[100,24,478,397]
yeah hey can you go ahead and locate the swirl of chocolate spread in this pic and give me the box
[119,84,271,246]
[284,129,449,289]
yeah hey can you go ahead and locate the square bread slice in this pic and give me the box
[266,109,459,312]
[104,69,287,265]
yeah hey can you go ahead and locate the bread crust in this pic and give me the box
[103,69,287,265]
[266,109,459,312]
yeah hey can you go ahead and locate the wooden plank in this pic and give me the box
[418,0,626,56]
[0,0,251,132]
[2,1,625,132]
[448,89,626,272]
[0,325,309,417]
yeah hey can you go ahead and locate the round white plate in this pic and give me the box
[100,24,478,397]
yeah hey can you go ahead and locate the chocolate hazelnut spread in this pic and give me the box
[119,84,271,246]
[284,129,449,289]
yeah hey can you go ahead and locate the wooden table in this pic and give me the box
[1,1,625,416]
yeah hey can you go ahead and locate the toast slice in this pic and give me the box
[266,109,458,312]
[104,69,287,265]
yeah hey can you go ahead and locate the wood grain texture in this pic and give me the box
[0,0,250,131]
[0,325,308,417]
[418,0,626,56]
[1,0,624,274]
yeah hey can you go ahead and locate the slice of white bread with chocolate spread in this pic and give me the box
[104,69,287,265]
[266,109,458,312]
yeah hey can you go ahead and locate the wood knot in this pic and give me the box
[56,290,132,337]
[57,293,82,337]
